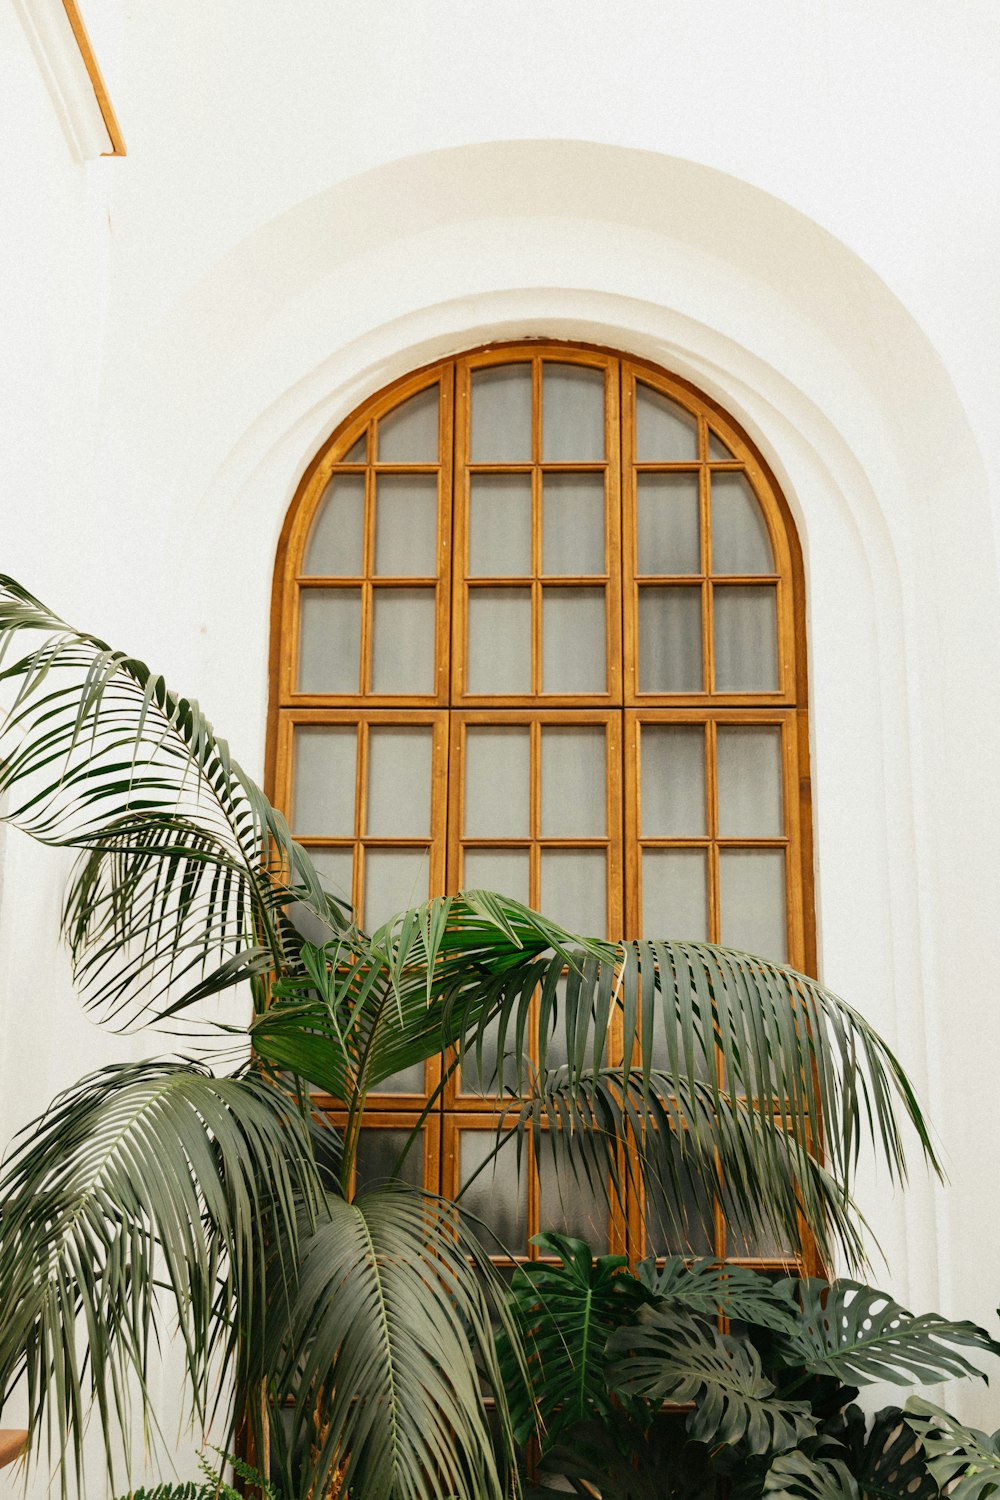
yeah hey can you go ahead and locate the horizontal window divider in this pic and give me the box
[466,462,610,473]
[296,575,440,587]
[638,837,789,849]
[466,574,610,585]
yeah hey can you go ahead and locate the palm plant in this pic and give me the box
[0,576,943,1499]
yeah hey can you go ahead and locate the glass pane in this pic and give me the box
[471,365,532,463]
[636,473,701,575]
[370,588,436,694]
[540,850,607,938]
[298,588,362,694]
[638,587,702,692]
[376,384,439,463]
[641,849,708,941]
[538,1147,608,1247]
[645,1147,715,1256]
[460,1013,522,1095]
[465,727,530,837]
[708,429,734,461]
[308,846,355,908]
[462,848,531,904]
[540,726,605,837]
[711,473,773,574]
[459,1132,528,1254]
[339,433,366,464]
[292,726,357,835]
[363,847,430,930]
[366,726,433,836]
[542,474,605,575]
[719,849,787,963]
[542,588,605,693]
[303,475,365,576]
[635,382,698,461]
[542,363,605,462]
[714,586,778,692]
[717,727,783,837]
[374,475,437,576]
[469,474,532,576]
[467,589,531,694]
[640,726,705,836]
[355,1129,424,1191]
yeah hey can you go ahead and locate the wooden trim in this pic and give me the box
[60,0,126,155]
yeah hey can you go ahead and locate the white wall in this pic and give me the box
[3,0,1000,1484]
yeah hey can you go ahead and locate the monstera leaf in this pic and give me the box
[637,1255,801,1335]
[526,1413,717,1500]
[905,1398,1000,1499]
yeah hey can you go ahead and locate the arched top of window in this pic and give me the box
[272,344,806,711]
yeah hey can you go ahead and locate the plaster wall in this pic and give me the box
[2,1,1000,1485]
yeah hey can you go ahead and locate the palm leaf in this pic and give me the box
[0,1061,315,1495]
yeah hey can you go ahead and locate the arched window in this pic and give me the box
[267,343,815,1267]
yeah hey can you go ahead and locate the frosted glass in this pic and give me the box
[540,850,607,938]
[363,847,430,931]
[540,727,605,837]
[366,726,433,836]
[717,727,783,837]
[464,727,530,837]
[635,383,698,461]
[292,726,357,835]
[640,726,705,836]
[471,365,532,463]
[308,847,355,909]
[303,475,365,576]
[719,849,787,963]
[467,589,531,694]
[469,474,532,577]
[638,587,703,692]
[538,1148,608,1247]
[376,384,439,463]
[542,363,605,462]
[642,850,708,941]
[370,588,436,694]
[542,474,605,575]
[339,433,367,464]
[459,1132,528,1254]
[542,588,605,693]
[462,848,531,904]
[355,1129,424,1191]
[374,475,437,576]
[636,473,701,576]
[645,1158,715,1256]
[708,429,735,461]
[711,473,773,574]
[714,586,778,692]
[460,1014,520,1095]
[298,588,362,694]
[540,975,569,1072]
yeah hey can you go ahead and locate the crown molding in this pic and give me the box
[14,0,125,159]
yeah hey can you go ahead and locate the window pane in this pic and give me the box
[711,473,773,574]
[459,1132,528,1254]
[298,588,362,694]
[719,849,787,963]
[538,1146,608,1247]
[465,727,530,838]
[641,849,708,941]
[371,588,436,694]
[540,850,607,937]
[717,727,783,837]
[366,725,433,837]
[635,383,698,461]
[542,473,605,575]
[644,1144,715,1256]
[542,588,606,693]
[303,474,365,576]
[471,364,532,463]
[355,1129,424,1191]
[469,474,532,577]
[363,847,430,930]
[467,589,532,694]
[636,473,701,575]
[292,726,357,835]
[713,586,778,692]
[640,725,705,836]
[308,847,355,909]
[375,384,439,463]
[542,363,605,461]
[374,474,437,576]
[540,726,606,837]
[708,429,735,461]
[638,587,702,692]
[460,1013,521,1095]
[462,848,531,904]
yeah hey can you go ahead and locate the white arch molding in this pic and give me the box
[87,140,1000,1415]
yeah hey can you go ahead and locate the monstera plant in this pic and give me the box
[0,577,945,1499]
